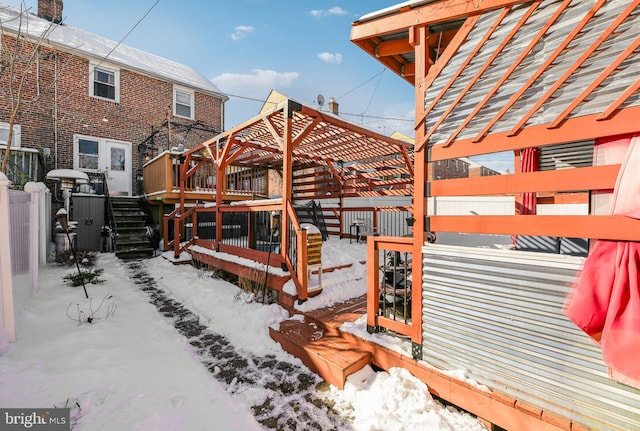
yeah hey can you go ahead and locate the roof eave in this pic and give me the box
[350,0,530,86]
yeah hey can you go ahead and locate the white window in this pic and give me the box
[173,86,194,119]
[77,137,100,171]
[0,122,21,148]
[90,64,119,102]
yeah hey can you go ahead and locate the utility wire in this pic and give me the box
[361,69,385,115]
[336,68,386,100]
[341,111,413,122]
[222,92,413,122]
[93,0,160,70]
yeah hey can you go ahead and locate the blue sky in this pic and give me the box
[8,0,416,136]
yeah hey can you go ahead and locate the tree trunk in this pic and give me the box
[0,110,18,174]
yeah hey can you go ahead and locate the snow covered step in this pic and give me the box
[270,316,371,390]
[304,294,367,337]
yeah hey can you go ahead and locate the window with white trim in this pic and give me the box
[0,122,21,148]
[90,64,119,102]
[77,137,100,170]
[173,86,194,119]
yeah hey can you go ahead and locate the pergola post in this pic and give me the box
[281,101,298,264]
[174,153,188,259]
[411,25,429,359]
[215,159,224,250]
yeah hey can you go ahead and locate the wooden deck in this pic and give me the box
[271,295,589,431]
[269,295,369,390]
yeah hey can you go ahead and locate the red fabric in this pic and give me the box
[565,133,640,383]
[566,240,640,381]
[519,147,539,215]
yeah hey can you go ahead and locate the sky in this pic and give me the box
[6,0,417,137]
[0,245,488,430]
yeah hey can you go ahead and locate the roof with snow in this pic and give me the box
[0,2,227,99]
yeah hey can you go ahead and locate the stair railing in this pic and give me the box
[285,200,312,303]
[165,205,196,258]
[163,207,179,252]
[101,172,117,252]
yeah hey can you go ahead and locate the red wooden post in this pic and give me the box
[366,236,380,333]
[281,101,298,264]
[410,25,429,355]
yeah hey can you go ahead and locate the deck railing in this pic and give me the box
[143,151,268,201]
[166,199,285,262]
[164,205,196,256]
[366,236,415,338]
[285,200,311,302]
[143,152,175,197]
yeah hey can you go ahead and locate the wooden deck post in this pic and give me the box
[366,236,380,333]
[411,25,429,359]
[281,100,299,265]
[174,153,188,258]
[215,160,224,249]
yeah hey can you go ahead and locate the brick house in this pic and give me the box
[0,0,227,195]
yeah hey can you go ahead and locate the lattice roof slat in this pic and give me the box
[183,97,413,197]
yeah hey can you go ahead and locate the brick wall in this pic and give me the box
[0,34,224,194]
[430,159,470,180]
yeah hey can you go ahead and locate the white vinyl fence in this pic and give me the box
[0,173,50,353]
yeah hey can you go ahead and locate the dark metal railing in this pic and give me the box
[379,250,412,325]
[366,236,415,338]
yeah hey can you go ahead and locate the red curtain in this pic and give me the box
[565,134,640,384]
[519,147,539,215]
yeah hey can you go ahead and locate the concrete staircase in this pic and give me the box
[269,295,370,389]
[111,196,154,260]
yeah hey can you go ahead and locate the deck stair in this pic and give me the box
[269,295,369,389]
[111,196,154,259]
[294,201,328,240]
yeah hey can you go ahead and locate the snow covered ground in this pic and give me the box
[0,238,488,430]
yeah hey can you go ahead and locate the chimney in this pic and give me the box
[328,97,339,115]
[38,0,63,24]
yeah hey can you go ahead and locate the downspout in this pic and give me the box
[53,53,58,169]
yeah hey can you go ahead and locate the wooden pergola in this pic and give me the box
[177,98,413,254]
[149,97,413,302]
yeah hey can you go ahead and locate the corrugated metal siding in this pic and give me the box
[424,0,640,146]
[538,140,594,170]
[422,244,640,431]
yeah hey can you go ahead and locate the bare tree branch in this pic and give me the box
[1,3,60,173]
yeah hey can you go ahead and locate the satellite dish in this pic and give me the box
[317,94,325,107]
